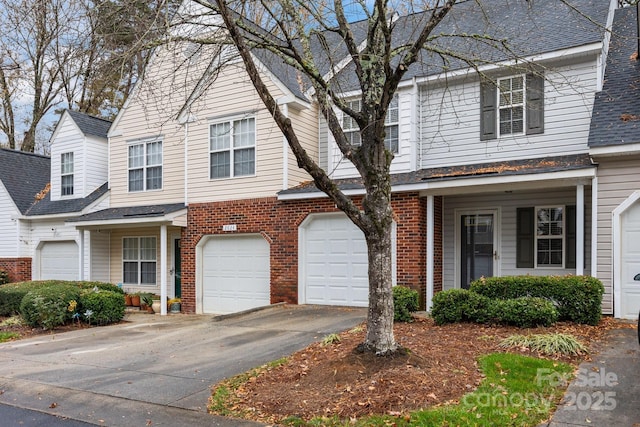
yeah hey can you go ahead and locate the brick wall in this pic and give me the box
[0,258,32,283]
[182,192,440,313]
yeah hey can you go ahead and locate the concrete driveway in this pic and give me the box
[0,305,365,426]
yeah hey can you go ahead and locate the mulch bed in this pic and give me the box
[220,316,634,424]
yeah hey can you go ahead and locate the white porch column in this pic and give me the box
[160,225,168,316]
[426,195,435,310]
[576,183,585,275]
[591,177,598,278]
[78,229,85,280]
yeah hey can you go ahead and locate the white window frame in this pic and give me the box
[535,206,565,268]
[497,75,525,137]
[122,236,157,285]
[128,140,163,192]
[209,116,256,180]
[60,152,74,196]
[341,96,399,153]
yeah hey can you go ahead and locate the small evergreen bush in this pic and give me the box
[393,285,419,322]
[431,289,474,325]
[78,289,125,325]
[494,297,559,328]
[0,269,9,285]
[20,284,81,329]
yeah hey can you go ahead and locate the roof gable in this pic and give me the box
[0,149,50,214]
[588,6,640,147]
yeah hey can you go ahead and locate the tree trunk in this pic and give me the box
[362,216,397,355]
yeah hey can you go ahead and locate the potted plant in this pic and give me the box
[141,293,154,313]
[124,293,132,306]
[130,292,141,307]
[167,298,181,313]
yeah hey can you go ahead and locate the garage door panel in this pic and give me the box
[40,241,79,280]
[201,235,270,314]
[621,206,640,319]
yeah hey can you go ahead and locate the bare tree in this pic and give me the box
[156,0,606,355]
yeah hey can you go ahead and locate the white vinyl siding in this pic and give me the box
[0,182,19,257]
[419,58,598,169]
[442,188,592,291]
[595,158,640,315]
[90,230,110,282]
[287,104,316,187]
[49,113,108,201]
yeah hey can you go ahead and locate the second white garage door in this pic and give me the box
[201,234,270,314]
[621,201,640,319]
[301,214,396,307]
[39,241,79,280]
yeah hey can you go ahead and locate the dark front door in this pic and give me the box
[461,214,494,289]
[174,239,181,298]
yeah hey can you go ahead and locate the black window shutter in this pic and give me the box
[526,73,544,135]
[566,205,576,269]
[516,207,535,268]
[480,79,497,140]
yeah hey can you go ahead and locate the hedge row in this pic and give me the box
[470,275,604,325]
[431,289,559,328]
[0,280,123,317]
[0,281,125,329]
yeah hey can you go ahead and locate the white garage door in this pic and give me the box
[302,214,395,307]
[621,201,640,319]
[201,235,270,314]
[39,241,79,280]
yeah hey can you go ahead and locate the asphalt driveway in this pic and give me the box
[0,305,365,426]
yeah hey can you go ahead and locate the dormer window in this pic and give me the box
[61,152,74,196]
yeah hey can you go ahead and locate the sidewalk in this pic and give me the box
[543,326,640,426]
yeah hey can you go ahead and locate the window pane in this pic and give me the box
[123,262,138,283]
[512,76,523,90]
[129,169,144,192]
[234,147,255,176]
[210,151,230,178]
[386,97,399,124]
[146,166,162,190]
[128,144,144,168]
[384,124,399,153]
[140,237,156,261]
[61,152,74,174]
[210,122,231,151]
[123,238,138,260]
[61,175,74,196]
[146,141,162,166]
[233,118,255,148]
[346,130,361,146]
[140,262,156,284]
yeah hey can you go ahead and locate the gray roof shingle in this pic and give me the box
[0,148,50,214]
[68,203,186,223]
[331,0,610,91]
[588,6,640,147]
[66,110,112,139]
[25,182,109,216]
[279,154,594,195]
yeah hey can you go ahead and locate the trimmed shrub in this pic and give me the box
[463,291,495,324]
[20,284,81,329]
[0,269,9,285]
[393,285,419,322]
[78,289,125,325]
[431,289,474,325]
[0,280,123,317]
[493,297,559,328]
[470,275,604,325]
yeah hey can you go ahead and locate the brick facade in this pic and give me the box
[0,258,32,283]
[182,192,443,313]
